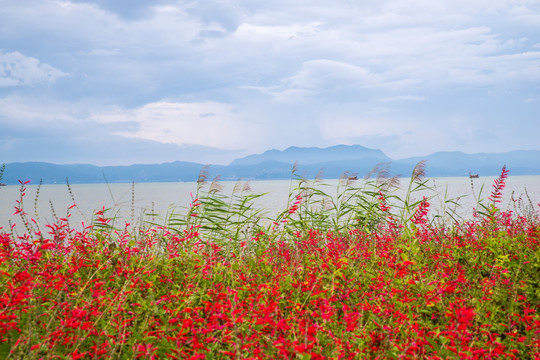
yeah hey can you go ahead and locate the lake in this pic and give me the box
[1,175,539,231]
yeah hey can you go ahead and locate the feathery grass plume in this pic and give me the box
[209,175,223,193]
[197,164,210,190]
[364,162,386,180]
[364,162,400,190]
[233,180,243,194]
[375,162,390,179]
[384,175,401,190]
[299,179,312,204]
[398,160,434,227]
[232,180,252,196]
[292,160,299,175]
[338,171,356,187]
[412,159,427,183]
[315,168,324,183]
[377,162,401,190]
[363,164,377,180]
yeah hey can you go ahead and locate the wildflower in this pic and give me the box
[411,196,430,225]
[378,191,390,212]
[489,165,509,204]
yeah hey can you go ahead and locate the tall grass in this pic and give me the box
[149,161,470,249]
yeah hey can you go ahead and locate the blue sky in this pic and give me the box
[1,0,539,165]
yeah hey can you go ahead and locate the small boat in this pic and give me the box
[469,172,479,179]
[0,183,6,186]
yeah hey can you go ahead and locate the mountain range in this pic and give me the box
[1,145,539,185]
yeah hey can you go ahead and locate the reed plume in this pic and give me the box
[412,160,427,183]
[364,162,384,180]
[233,180,243,194]
[197,165,210,189]
[292,160,299,174]
[315,168,324,183]
[232,180,252,194]
[209,175,223,193]
[339,171,357,187]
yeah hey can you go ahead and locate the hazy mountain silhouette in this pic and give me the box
[230,144,390,166]
[2,146,539,184]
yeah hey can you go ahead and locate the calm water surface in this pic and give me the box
[1,176,539,231]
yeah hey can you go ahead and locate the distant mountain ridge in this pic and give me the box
[398,150,540,177]
[1,145,540,184]
[230,144,390,166]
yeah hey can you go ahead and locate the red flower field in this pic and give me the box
[0,165,539,359]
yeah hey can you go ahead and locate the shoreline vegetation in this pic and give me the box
[0,162,539,358]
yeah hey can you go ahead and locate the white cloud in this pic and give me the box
[241,22,540,100]
[0,51,67,87]
[287,60,379,90]
[91,101,264,150]
[257,59,381,102]
[3,1,539,93]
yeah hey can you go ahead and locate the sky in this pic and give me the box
[1,0,539,166]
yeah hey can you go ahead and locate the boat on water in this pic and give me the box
[0,183,6,186]
[469,172,479,179]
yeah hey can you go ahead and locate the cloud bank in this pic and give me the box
[0,0,539,164]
